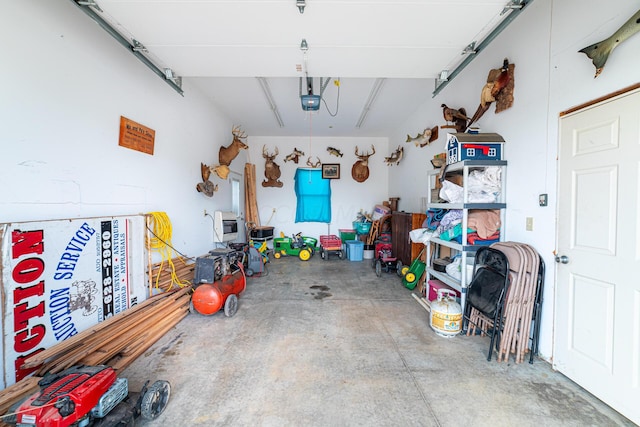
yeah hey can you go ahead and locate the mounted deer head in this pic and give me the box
[352,145,376,183]
[218,125,248,167]
[262,145,283,188]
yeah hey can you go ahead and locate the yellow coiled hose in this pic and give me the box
[147,212,191,290]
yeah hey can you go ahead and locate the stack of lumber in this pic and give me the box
[148,257,195,292]
[21,286,191,375]
[0,287,191,423]
[244,163,260,227]
[0,376,41,425]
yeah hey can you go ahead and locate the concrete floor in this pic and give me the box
[126,256,634,427]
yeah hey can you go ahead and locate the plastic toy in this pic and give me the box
[372,242,405,277]
[273,232,316,261]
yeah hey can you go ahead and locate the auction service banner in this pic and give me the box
[0,215,147,387]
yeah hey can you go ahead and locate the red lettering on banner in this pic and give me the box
[10,229,46,381]
[12,258,45,284]
[11,230,44,258]
[14,326,46,353]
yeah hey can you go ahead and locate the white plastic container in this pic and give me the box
[430,289,462,338]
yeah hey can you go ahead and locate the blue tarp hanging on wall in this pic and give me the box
[294,168,331,223]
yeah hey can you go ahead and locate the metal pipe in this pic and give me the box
[70,0,184,96]
[432,0,532,97]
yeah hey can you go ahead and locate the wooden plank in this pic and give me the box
[38,294,190,374]
[23,287,191,369]
[109,310,189,372]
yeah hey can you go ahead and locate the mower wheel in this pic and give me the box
[375,259,382,277]
[224,294,238,317]
[338,250,344,260]
[273,252,281,259]
[299,248,312,261]
[401,265,410,276]
[396,261,404,277]
[246,268,254,277]
[321,249,326,259]
[405,272,416,284]
[141,380,171,420]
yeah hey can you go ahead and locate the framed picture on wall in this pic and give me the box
[322,163,340,179]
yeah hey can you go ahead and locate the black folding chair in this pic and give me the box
[463,247,510,361]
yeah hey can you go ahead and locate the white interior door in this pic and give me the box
[554,88,640,425]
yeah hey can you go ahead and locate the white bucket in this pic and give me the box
[363,244,374,260]
[430,289,462,338]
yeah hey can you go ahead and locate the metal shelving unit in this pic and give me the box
[425,160,507,309]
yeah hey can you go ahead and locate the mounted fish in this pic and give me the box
[468,58,515,126]
[327,147,343,157]
[214,125,248,179]
[262,145,283,188]
[306,156,321,168]
[196,162,218,197]
[406,126,439,147]
[384,146,404,166]
[441,104,470,133]
[352,145,375,183]
[284,147,305,164]
[579,8,640,78]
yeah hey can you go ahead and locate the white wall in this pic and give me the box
[248,136,389,239]
[389,0,640,361]
[0,1,239,259]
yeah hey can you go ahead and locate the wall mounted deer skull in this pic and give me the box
[352,145,376,183]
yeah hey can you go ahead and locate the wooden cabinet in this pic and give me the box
[391,212,426,266]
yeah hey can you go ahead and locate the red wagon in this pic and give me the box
[319,235,344,260]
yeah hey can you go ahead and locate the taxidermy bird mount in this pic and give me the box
[441,104,470,133]
[468,58,515,127]
[406,126,439,147]
[579,8,640,78]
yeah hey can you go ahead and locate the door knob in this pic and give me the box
[555,254,569,264]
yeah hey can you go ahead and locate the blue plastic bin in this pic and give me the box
[346,240,364,261]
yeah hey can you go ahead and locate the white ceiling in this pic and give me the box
[90,0,512,137]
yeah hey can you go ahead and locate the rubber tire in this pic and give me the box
[401,265,410,276]
[405,272,416,284]
[375,259,382,277]
[396,261,404,277]
[224,294,238,317]
[321,249,326,259]
[246,269,254,277]
[274,252,281,259]
[299,248,312,261]
[338,250,344,260]
[141,380,171,420]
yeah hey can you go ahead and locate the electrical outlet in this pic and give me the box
[526,217,534,231]
[539,193,548,206]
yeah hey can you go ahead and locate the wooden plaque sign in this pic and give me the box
[119,116,155,155]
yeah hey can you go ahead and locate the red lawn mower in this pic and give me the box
[4,365,170,427]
